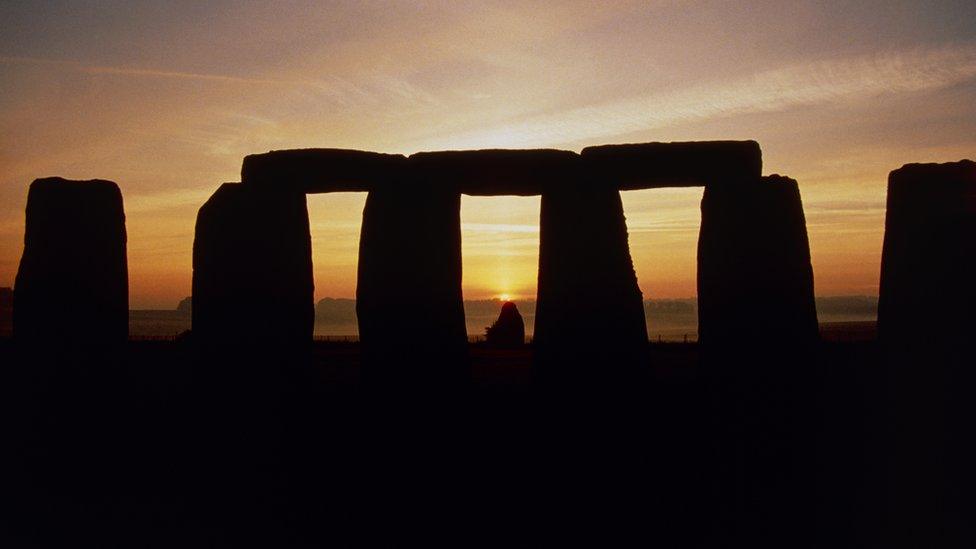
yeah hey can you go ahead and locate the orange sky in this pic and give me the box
[1,1,975,308]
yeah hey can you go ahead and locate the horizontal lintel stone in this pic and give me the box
[241,148,407,193]
[408,149,579,196]
[581,140,762,190]
[240,141,765,195]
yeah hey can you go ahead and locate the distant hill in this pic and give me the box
[124,295,878,340]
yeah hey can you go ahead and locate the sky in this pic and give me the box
[1,0,974,308]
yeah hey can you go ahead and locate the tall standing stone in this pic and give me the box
[696,174,818,544]
[697,175,818,347]
[13,178,128,344]
[357,184,467,388]
[0,287,12,338]
[192,183,313,346]
[534,182,647,387]
[877,160,976,546]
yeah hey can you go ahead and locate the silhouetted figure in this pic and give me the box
[13,177,128,344]
[877,160,976,547]
[534,182,648,388]
[356,184,468,389]
[0,287,12,338]
[176,296,191,316]
[192,183,313,347]
[485,301,525,346]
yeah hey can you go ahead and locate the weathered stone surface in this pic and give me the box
[0,287,12,338]
[697,175,818,346]
[485,301,525,347]
[192,183,313,345]
[241,148,406,193]
[13,178,128,344]
[876,163,976,547]
[697,175,819,543]
[582,141,762,190]
[409,149,578,195]
[357,185,468,387]
[534,183,648,386]
[878,160,976,344]
[240,142,763,195]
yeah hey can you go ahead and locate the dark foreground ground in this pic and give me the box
[0,337,964,547]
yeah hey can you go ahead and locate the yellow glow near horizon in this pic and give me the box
[461,195,540,302]
[1,3,974,308]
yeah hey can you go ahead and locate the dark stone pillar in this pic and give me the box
[13,178,128,344]
[878,160,976,345]
[697,175,818,347]
[0,287,12,338]
[356,185,467,388]
[192,183,313,346]
[696,175,819,544]
[533,183,647,387]
[877,160,975,546]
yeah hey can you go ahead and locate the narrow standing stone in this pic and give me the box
[356,185,468,388]
[534,182,647,387]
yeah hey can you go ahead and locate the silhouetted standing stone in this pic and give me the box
[877,160,976,546]
[0,287,12,338]
[534,183,647,387]
[357,184,467,387]
[878,160,976,345]
[696,174,818,544]
[192,183,313,346]
[697,175,818,347]
[13,178,128,344]
[485,301,525,347]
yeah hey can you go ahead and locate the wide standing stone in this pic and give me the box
[878,160,976,344]
[192,183,313,345]
[697,175,818,347]
[0,287,12,338]
[876,160,976,544]
[697,175,819,544]
[13,178,128,344]
[357,185,467,387]
[534,182,648,387]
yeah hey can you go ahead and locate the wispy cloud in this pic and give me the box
[0,55,283,85]
[421,44,976,149]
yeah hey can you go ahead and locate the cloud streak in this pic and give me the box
[422,44,976,149]
[0,55,283,85]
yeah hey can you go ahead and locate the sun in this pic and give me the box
[498,293,511,302]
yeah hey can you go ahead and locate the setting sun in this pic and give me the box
[498,294,511,302]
